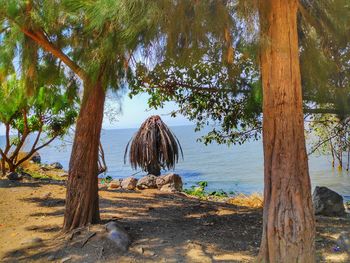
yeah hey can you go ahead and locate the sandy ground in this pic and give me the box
[0,179,349,262]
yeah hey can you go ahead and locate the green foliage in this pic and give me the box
[0,75,78,138]
[100,175,113,185]
[129,46,262,145]
[184,181,230,199]
[184,181,208,198]
[307,114,350,169]
[128,0,350,146]
[0,74,79,173]
[1,0,350,149]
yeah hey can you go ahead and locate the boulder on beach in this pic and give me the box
[121,177,138,190]
[105,221,131,251]
[7,172,22,181]
[49,162,63,169]
[313,186,345,217]
[29,152,41,164]
[156,173,183,192]
[109,179,122,189]
[137,175,157,189]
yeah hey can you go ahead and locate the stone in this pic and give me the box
[136,246,144,254]
[337,232,350,254]
[156,173,183,192]
[313,186,345,216]
[137,175,157,189]
[121,177,138,190]
[143,250,156,257]
[7,172,22,181]
[21,237,43,246]
[345,201,350,211]
[29,152,41,164]
[50,162,63,169]
[41,192,52,199]
[105,221,131,251]
[56,172,68,177]
[47,255,56,261]
[61,256,72,263]
[98,184,108,190]
[109,179,122,189]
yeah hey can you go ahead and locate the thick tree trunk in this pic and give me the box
[258,1,316,262]
[63,80,106,231]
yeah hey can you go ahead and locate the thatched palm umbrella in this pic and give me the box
[124,115,183,176]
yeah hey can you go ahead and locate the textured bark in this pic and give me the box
[257,0,316,262]
[63,80,106,231]
[19,3,104,231]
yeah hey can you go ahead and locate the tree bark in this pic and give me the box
[63,79,106,231]
[258,1,316,262]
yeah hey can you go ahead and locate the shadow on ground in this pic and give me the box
[1,181,349,262]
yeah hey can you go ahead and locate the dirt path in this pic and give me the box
[0,179,349,262]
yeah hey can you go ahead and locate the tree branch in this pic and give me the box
[18,27,88,82]
[9,110,29,161]
[16,135,58,167]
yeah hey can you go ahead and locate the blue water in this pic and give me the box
[1,125,350,200]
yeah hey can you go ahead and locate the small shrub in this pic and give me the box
[100,175,113,185]
[184,181,230,199]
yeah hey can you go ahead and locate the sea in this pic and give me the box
[1,125,350,200]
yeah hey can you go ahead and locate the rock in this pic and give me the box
[29,152,41,164]
[136,246,144,254]
[7,172,22,181]
[144,250,156,257]
[50,162,63,169]
[337,232,350,254]
[61,256,72,263]
[109,179,122,189]
[41,192,52,199]
[21,237,43,246]
[313,186,345,216]
[47,255,56,261]
[7,172,23,181]
[137,175,157,189]
[345,202,350,211]
[98,184,108,190]
[121,177,138,190]
[156,173,183,192]
[105,221,131,251]
[56,172,68,177]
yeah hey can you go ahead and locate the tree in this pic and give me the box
[1,3,349,261]
[124,115,183,176]
[0,0,153,230]
[257,1,316,261]
[0,75,78,175]
[128,1,349,261]
[307,114,350,170]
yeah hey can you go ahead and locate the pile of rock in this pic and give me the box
[103,173,183,193]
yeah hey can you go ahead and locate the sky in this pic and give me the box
[0,92,192,136]
[104,93,192,129]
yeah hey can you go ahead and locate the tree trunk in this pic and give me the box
[63,80,106,231]
[147,163,161,176]
[258,1,316,262]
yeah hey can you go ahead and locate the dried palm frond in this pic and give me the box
[124,115,183,175]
